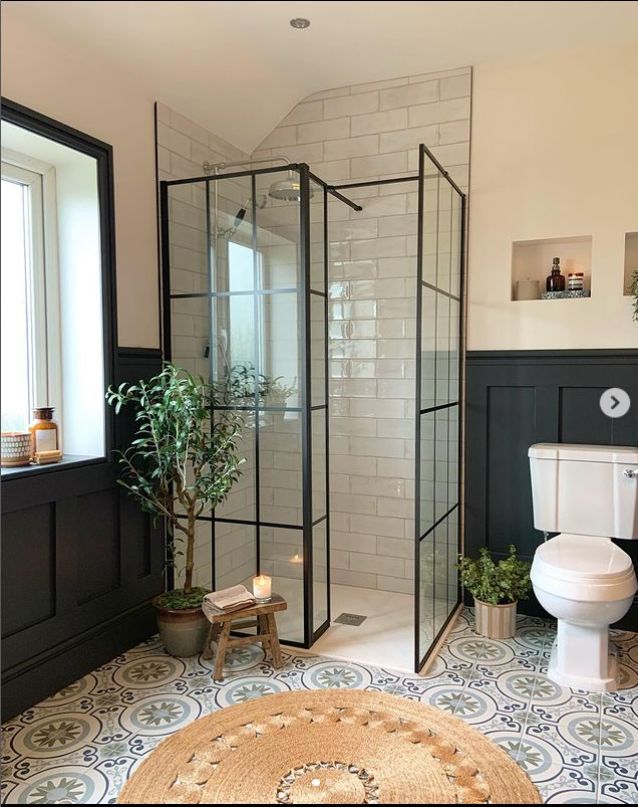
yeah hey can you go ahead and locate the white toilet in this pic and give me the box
[529,443,638,692]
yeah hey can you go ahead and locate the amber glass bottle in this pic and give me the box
[546,257,565,292]
[29,407,59,456]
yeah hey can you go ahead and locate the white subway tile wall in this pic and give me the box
[252,68,471,595]
[158,64,471,599]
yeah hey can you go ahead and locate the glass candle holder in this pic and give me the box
[252,574,272,602]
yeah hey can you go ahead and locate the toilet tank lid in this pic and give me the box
[529,443,638,464]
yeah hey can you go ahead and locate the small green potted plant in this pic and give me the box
[107,364,245,657]
[631,269,638,322]
[228,362,296,427]
[458,545,532,639]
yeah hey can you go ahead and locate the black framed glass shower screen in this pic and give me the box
[415,144,465,671]
[159,164,330,648]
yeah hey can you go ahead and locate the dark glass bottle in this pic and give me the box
[546,257,565,292]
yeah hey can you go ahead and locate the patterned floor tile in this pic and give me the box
[1,610,636,804]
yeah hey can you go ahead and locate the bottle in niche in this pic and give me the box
[29,407,60,458]
[546,256,565,292]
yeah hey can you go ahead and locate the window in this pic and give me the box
[227,241,261,370]
[1,158,59,432]
[1,100,117,468]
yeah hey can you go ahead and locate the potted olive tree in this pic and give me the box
[458,545,531,639]
[107,364,245,657]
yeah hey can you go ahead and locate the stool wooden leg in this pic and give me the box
[214,622,231,681]
[202,622,220,660]
[257,615,270,661]
[266,613,283,668]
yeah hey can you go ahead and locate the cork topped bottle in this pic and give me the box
[29,407,59,457]
[546,257,565,292]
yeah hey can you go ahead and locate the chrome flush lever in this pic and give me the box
[623,468,637,479]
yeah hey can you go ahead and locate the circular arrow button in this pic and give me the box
[599,387,631,419]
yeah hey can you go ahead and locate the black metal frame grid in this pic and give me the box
[160,147,465,665]
[326,145,466,673]
[160,163,343,648]
[413,144,466,672]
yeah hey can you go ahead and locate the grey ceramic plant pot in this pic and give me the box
[153,600,209,657]
[474,598,517,639]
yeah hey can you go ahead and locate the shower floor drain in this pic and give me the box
[334,612,367,626]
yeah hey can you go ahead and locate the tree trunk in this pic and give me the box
[184,512,196,594]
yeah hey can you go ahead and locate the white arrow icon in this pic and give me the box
[599,388,631,419]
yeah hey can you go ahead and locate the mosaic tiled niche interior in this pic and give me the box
[2,611,637,804]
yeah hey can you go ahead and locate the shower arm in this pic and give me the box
[203,155,363,211]
[203,156,292,175]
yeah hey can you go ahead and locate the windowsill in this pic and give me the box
[1,454,104,480]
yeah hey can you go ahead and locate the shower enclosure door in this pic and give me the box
[415,144,465,670]
[160,164,330,648]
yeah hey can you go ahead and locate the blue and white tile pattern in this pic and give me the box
[2,610,637,804]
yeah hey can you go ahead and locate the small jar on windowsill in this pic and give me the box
[29,407,63,463]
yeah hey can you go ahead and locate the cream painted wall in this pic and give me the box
[468,42,638,350]
[1,7,159,348]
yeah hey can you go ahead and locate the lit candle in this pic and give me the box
[253,574,272,601]
[290,553,303,564]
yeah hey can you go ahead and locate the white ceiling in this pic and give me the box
[5,1,638,153]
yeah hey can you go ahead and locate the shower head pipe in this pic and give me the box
[203,155,292,175]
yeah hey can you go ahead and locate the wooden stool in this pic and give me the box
[202,594,287,681]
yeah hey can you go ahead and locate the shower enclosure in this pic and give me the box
[159,144,465,670]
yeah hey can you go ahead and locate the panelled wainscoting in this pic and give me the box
[465,350,638,631]
[0,348,165,721]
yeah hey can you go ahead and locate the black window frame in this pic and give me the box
[1,97,118,477]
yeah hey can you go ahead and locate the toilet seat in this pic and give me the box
[531,534,637,602]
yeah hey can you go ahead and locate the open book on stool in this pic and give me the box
[202,585,255,618]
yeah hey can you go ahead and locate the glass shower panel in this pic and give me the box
[309,179,326,293]
[214,410,256,522]
[418,535,435,661]
[450,192,463,299]
[169,296,210,381]
[435,291,450,405]
[163,165,331,649]
[210,175,254,293]
[419,411,435,537]
[434,516,450,636]
[167,182,208,296]
[260,292,301,408]
[420,285,436,410]
[449,298,460,405]
[214,522,256,592]
[256,171,301,290]
[436,182,453,294]
[416,144,463,670]
[434,407,449,521]
[312,410,327,522]
[260,525,304,643]
[259,412,303,525]
[311,293,326,407]
[313,521,328,633]
[448,405,459,510]
[447,507,459,613]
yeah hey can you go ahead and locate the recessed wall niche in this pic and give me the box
[624,231,638,295]
[511,235,592,302]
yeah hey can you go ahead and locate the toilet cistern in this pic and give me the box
[528,443,638,692]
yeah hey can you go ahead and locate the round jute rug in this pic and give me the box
[118,689,541,804]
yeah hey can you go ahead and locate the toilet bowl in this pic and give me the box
[528,443,638,692]
[531,534,637,691]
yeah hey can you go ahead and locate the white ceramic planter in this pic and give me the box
[474,598,517,639]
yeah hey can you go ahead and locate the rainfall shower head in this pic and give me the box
[268,170,314,202]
